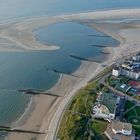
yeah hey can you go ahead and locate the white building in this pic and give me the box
[105,121,134,140]
[93,92,120,120]
[133,55,140,62]
[112,121,132,135]
[121,68,140,80]
[112,65,140,80]
[93,104,115,120]
[112,67,121,77]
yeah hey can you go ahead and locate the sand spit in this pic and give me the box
[1,8,140,52]
[5,8,140,140]
[61,8,140,20]
[0,17,66,52]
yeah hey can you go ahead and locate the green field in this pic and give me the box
[124,102,140,135]
[90,119,108,134]
[125,100,136,111]
[135,106,140,116]
[106,75,129,87]
[128,116,140,125]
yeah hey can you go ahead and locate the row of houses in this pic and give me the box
[92,54,140,140]
[112,53,140,80]
[104,53,140,139]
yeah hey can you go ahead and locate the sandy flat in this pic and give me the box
[0,8,140,52]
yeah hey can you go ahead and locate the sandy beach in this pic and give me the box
[3,8,140,140]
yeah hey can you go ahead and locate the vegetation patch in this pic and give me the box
[124,104,140,135]
[133,125,140,135]
[58,81,108,140]
[90,119,108,134]
[57,67,116,140]
[125,100,135,111]
[124,109,136,120]
[135,106,140,116]
[128,116,140,125]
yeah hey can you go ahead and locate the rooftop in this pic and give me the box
[105,121,134,140]
[100,92,119,113]
[116,83,131,93]
[113,121,132,132]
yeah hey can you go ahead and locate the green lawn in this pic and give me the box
[124,104,140,135]
[128,116,140,125]
[119,76,129,83]
[107,76,120,87]
[125,100,135,111]
[124,109,136,121]
[135,106,140,116]
[133,125,140,135]
[90,119,108,134]
[106,75,129,87]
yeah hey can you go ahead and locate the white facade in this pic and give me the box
[133,55,140,62]
[105,121,134,140]
[93,104,115,120]
[112,128,132,136]
[112,69,121,77]
[121,69,140,80]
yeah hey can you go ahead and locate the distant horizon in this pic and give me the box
[1,0,140,22]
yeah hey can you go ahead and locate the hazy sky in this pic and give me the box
[1,0,140,22]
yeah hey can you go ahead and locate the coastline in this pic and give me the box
[5,8,140,140]
[44,16,140,140]
[7,32,118,140]
[11,96,34,127]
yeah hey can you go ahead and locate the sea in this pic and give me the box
[0,0,140,139]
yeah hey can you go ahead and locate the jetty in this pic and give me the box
[0,125,45,135]
[69,54,101,63]
[90,44,108,48]
[88,35,109,38]
[46,68,80,78]
[18,89,62,97]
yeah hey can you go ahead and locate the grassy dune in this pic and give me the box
[58,81,108,140]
